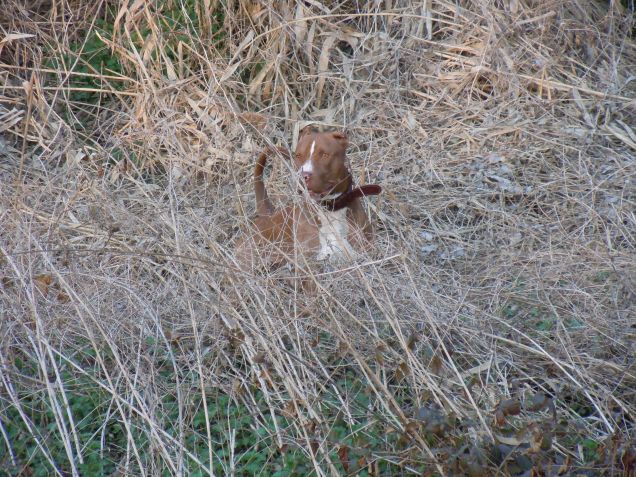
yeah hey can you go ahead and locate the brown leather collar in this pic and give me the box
[320,184,382,211]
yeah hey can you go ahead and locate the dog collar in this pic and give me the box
[320,184,382,211]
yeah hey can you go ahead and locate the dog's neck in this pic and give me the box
[319,184,382,211]
[296,173,382,212]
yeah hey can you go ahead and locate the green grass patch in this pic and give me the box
[0,349,414,476]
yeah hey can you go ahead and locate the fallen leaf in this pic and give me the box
[494,433,531,446]
[238,112,267,130]
[495,409,506,427]
[531,427,553,452]
[33,274,53,296]
[622,447,636,472]
[429,354,443,374]
[405,420,419,435]
[526,393,551,412]
[56,291,70,303]
[495,398,521,425]
[557,455,571,474]
[395,360,409,380]
[0,33,35,55]
[406,330,419,350]
[337,445,350,472]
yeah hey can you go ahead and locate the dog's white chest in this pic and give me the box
[315,208,355,261]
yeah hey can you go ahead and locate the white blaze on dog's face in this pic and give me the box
[299,140,316,175]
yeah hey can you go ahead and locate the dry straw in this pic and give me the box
[1,0,635,475]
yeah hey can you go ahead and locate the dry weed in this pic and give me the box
[1,0,635,475]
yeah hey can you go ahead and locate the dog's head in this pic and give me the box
[294,126,351,200]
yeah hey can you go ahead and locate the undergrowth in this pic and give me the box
[0,0,635,475]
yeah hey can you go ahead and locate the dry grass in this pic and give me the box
[1,0,635,475]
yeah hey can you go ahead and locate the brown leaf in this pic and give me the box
[228,332,244,351]
[16,464,34,477]
[247,3,263,22]
[282,400,297,419]
[337,340,348,358]
[531,427,553,452]
[494,398,522,426]
[464,462,489,477]
[526,393,551,412]
[405,420,420,435]
[395,360,409,380]
[622,447,636,472]
[259,367,272,384]
[309,440,318,454]
[337,445,350,472]
[429,354,443,375]
[374,346,385,365]
[426,419,450,437]
[406,331,420,350]
[33,274,53,296]
[495,398,521,425]
[232,379,243,396]
[416,405,451,437]
[238,112,267,130]
[456,451,489,477]
[305,419,316,434]
[397,432,411,447]
[495,409,506,427]
[530,468,543,477]
[557,455,571,474]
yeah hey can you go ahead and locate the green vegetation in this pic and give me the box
[1,351,419,476]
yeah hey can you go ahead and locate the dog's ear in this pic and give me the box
[299,124,317,139]
[330,131,349,149]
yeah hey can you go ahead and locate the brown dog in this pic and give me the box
[235,126,381,269]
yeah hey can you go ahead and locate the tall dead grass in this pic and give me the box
[1,0,635,475]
